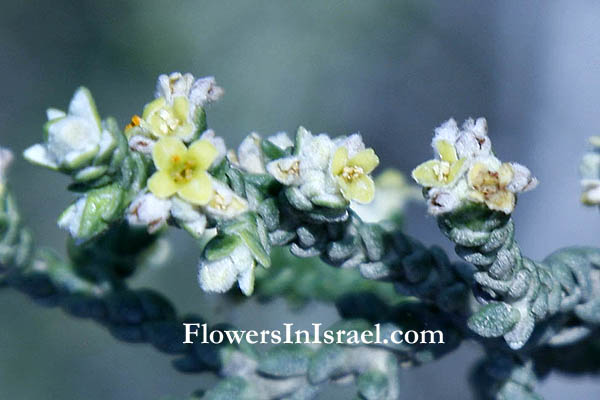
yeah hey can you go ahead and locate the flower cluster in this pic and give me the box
[194,127,381,295]
[411,118,537,215]
[22,72,386,296]
[13,70,600,400]
[126,74,245,236]
[263,127,380,209]
[22,88,139,240]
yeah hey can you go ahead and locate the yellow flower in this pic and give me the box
[331,147,379,203]
[467,162,515,213]
[411,140,466,187]
[128,97,194,141]
[148,137,217,205]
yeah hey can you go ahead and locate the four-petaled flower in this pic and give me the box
[467,162,515,214]
[411,118,537,215]
[265,128,381,207]
[411,140,466,188]
[331,146,379,203]
[134,97,195,141]
[148,137,217,205]
[125,73,224,146]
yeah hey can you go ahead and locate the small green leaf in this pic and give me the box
[239,229,270,268]
[359,223,385,261]
[311,194,347,209]
[468,302,520,338]
[293,126,310,155]
[285,187,313,211]
[261,139,286,160]
[74,165,108,182]
[194,107,207,135]
[257,198,280,230]
[243,173,279,193]
[73,184,124,240]
[226,168,246,196]
[204,235,242,261]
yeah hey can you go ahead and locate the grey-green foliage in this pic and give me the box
[196,298,463,400]
[252,247,402,308]
[2,175,463,400]
[438,204,600,350]
[4,77,600,400]
[0,192,33,282]
[9,80,475,399]
[206,140,475,316]
[25,94,150,242]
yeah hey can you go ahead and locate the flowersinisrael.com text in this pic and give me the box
[183,323,444,345]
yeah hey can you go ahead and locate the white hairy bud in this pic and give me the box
[127,192,172,233]
[198,245,255,295]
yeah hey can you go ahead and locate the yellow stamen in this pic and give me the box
[341,165,364,182]
[432,161,451,181]
[125,115,142,131]
[172,161,197,183]
[211,193,227,210]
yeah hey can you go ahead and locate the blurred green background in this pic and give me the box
[2,1,600,399]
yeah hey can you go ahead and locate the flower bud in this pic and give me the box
[24,88,115,172]
[127,192,171,233]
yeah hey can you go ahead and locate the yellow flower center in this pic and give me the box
[473,173,500,196]
[155,108,181,136]
[341,165,364,182]
[411,141,465,189]
[470,164,512,198]
[208,191,247,214]
[466,162,516,213]
[141,97,193,140]
[331,146,378,203]
[171,157,197,183]
[210,193,227,210]
[432,161,451,182]
[279,160,300,176]
[147,137,218,206]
